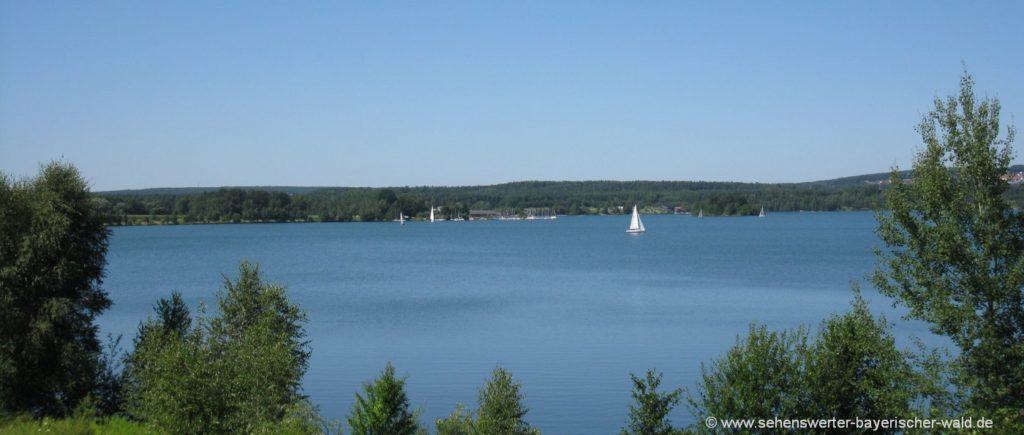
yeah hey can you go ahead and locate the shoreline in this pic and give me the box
[105,209,879,228]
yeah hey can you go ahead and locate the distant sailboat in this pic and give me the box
[399,212,405,225]
[626,205,646,234]
[430,206,435,223]
[758,205,766,218]
[698,208,703,219]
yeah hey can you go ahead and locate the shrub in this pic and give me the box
[124,262,312,434]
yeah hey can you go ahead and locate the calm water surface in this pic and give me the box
[101,212,942,433]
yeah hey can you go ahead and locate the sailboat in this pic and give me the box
[758,205,767,218]
[626,205,646,234]
[399,212,405,225]
[429,206,435,223]
[698,208,703,219]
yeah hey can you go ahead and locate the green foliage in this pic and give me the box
[92,335,127,417]
[872,71,1023,428]
[273,399,345,435]
[688,293,931,433]
[435,404,474,435]
[0,162,115,417]
[124,262,313,434]
[213,262,310,369]
[475,367,538,435]
[153,291,190,337]
[133,291,190,347]
[347,362,422,435]
[0,414,160,435]
[804,290,917,422]
[435,367,538,435]
[688,324,810,429]
[622,369,682,435]
[93,173,1004,224]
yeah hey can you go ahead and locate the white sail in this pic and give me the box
[759,205,766,218]
[399,212,404,225]
[698,208,703,218]
[626,205,645,233]
[430,206,435,222]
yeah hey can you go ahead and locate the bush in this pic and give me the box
[804,292,917,422]
[688,293,930,433]
[688,325,810,430]
[435,404,474,435]
[124,262,312,434]
[0,414,158,435]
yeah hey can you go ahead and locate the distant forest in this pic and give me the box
[94,167,1024,225]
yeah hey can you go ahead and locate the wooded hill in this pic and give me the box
[94,166,1024,224]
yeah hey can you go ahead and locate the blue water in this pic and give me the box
[100,212,942,433]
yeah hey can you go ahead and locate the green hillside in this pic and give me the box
[92,167,1024,225]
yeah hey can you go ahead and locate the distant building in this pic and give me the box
[1001,172,1024,184]
[469,210,501,220]
[864,178,911,186]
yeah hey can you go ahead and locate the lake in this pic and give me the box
[100,212,942,433]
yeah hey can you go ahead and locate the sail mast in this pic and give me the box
[626,204,645,233]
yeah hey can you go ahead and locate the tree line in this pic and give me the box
[3,72,1022,433]
[94,181,905,225]
[95,176,1024,226]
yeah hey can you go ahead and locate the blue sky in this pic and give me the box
[1,1,1022,191]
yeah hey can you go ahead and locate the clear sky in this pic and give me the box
[1,1,1022,191]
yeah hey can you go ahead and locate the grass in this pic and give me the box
[0,415,160,435]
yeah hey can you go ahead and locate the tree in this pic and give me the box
[436,367,538,435]
[475,366,538,435]
[622,369,682,435]
[133,290,190,346]
[0,162,113,417]
[688,295,928,433]
[688,325,810,431]
[872,71,1023,427]
[212,262,310,371]
[121,291,192,415]
[804,290,917,422]
[347,362,422,435]
[125,262,312,433]
[435,404,474,435]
